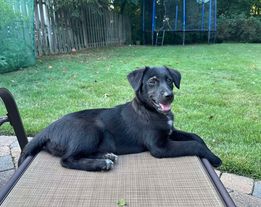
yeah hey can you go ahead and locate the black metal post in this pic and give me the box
[0,88,28,150]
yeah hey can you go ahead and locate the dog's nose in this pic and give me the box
[163,91,173,101]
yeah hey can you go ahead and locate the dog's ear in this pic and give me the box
[127,67,149,91]
[165,66,181,89]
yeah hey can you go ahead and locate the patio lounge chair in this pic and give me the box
[0,88,236,207]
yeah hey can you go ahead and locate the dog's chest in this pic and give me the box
[167,118,173,128]
[167,116,173,135]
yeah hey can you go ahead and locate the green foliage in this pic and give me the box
[117,199,127,206]
[217,14,261,43]
[0,38,34,73]
[217,0,261,17]
[0,0,21,72]
[0,56,7,67]
[205,0,261,43]
[51,0,111,18]
[0,0,35,73]
[113,0,139,14]
[54,0,107,8]
[51,0,139,19]
[0,0,17,29]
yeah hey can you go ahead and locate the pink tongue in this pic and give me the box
[159,103,171,112]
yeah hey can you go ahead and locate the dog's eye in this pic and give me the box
[148,80,156,86]
[148,78,158,87]
[166,78,172,85]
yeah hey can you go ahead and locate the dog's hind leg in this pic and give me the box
[60,144,115,171]
[59,126,117,171]
[61,155,114,171]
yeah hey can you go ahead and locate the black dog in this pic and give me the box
[18,66,222,171]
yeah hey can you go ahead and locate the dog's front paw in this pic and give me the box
[211,155,222,168]
[102,159,114,171]
[104,153,118,163]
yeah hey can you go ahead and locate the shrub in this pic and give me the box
[0,0,17,29]
[0,0,35,73]
[217,14,261,43]
[0,55,7,67]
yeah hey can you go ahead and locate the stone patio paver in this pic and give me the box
[0,155,14,171]
[229,190,261,207]
[215,169,221,177]
[253,181,261,199]
[221,172,254,194]
[0,146,10,156]
[10,140,19,148]
[0,136,16,146]
[0,169,15,187]
[10,146,21,168]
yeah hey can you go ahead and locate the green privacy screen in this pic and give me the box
[0,0,35,73]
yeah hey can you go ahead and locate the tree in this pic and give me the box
[218,0,261,17]
[112,0,139,14]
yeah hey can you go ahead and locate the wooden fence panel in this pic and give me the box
[34,1,131,55]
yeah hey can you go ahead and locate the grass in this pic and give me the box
[0,43,260,179]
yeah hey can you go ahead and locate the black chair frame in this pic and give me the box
[0,88,28,150]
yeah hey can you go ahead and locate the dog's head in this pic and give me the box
[128,66,181,114]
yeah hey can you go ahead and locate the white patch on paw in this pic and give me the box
[105,159,114,170]
[105,153,118,162]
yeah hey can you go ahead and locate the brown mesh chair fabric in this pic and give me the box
[1,151,225,207]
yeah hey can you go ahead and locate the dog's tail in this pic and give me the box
[18,131,48,166]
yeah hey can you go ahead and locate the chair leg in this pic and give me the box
[0,88,28,150]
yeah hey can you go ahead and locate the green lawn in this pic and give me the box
[0,43,260,179]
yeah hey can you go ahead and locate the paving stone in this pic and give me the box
[10,146,21,169]
[10,140,19,148]
[0,136,16,146]
[1,136,32,169]
[10,137,33,148]
[221,172,254,194]
[253,181,261,199]
[215,169,221,177]
[226,187,234,193]
[0,169,15,189]
[0,146,10,156]
[230,190,261,207]
[0,155,14,171]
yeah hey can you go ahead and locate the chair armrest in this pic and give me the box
[0,88,28,150]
